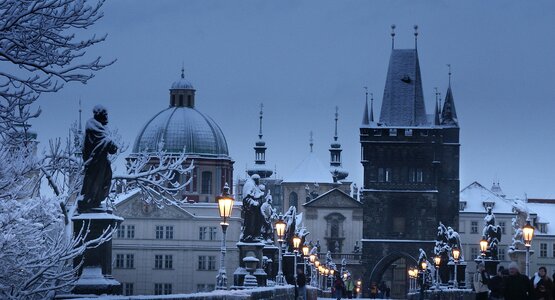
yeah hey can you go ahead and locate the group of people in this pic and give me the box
[294,268,361,300]
[473,262,554,300]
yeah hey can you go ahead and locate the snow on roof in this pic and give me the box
[527,202,555,235]
[282,152,334,183]
[460,181,518,214]
[112,188,141,206]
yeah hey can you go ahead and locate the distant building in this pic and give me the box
[113,70,240,295]
[360,31,460,298]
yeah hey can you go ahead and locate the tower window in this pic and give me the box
[179,95,184,106]
[289,192,298,209]
[171,95,176,106]
[187,95,192,107]
[378,168,392,182]
[389,129,397,136]
[201,171,212,194]
[373,129,382,136]
[409,168,423,182]
[405,129,413,136]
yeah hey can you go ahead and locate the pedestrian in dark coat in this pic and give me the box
[504,262,533,300]
[532,266,553,300]
[488,266,506,300]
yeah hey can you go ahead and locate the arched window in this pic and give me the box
[325,213,346,253]
[179,95,184,106]
[289,192,298,210]
[201,171,212,194]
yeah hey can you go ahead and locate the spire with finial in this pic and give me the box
[414,25,419,49]
[362,87,370,125]
[181,63,185,79]
[370,92,374,122]
[330,107,348,181]
[391,24,396,49]
[78,98,82,134]
[441,64,459,127]
[258,103,264,140]
[247,103,272,178]
[170,65,196,107]
[434,87,440,126]
[309,131,314,153]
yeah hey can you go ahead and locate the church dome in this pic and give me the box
[132,70,229,157]
[133,107,229,156]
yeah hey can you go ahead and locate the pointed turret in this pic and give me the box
[361,88,375,126]
[362,95,370,126]
[329,107,348,182]
[441,85,458,127]
[247,103,273,178]
[434,88,441,126]
[379,46,428,126]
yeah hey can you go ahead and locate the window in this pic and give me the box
[420,130,428,136]
[198,256,216,270]
[499,247,506,261]
[373,129,382,136]
[539,223,547,234]
[171,95,176,106]
[156,226,164,239]
[540,243,547,258]
[179,95,184,106]
[209,227,217,240]
[115,254,124,268]
[126,254,134,269]
[408,168,423,183]
[187,95,192,107]
[459,202,467,211]
[154,283,172,295]
[155,255,163,269]
[117,225,126,238]
[199,227,207,240]
[165,226,174,239]
[553,243,555,258]
[201,171,212,194]
[389,129,397,136]
[126,225,135,239]
[123,283,134,296]
[199,227,216,240]
[165,255,173,269]
[471,247,478,259]
[459,221,465,233]
[378,168,392,183]
[499,222,506,235]
[405,129,413,136]
[471,221,478,234]
[289,192,298,210]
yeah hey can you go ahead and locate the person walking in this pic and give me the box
[488,265,506,300]
[504,262,533,300]
[333,275,345,300]
[532,266,553,300]
[345,275,355,299]
[370,282,378,299]
[474,262,490,300]
[296,267,307,300]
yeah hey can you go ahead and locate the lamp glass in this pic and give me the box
[452,247,461,261]
[309,254,316,263]
[523,221,535,247]
[275,219,286,241]
[302,245,309,256]
[421,261,427,270]
[315,260,320,268]
[433,256,441,266]
[293,236,301,249]
[217,196,234,223]
[480,238,488,253]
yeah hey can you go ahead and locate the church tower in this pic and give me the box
[247,104,273,178]
[329,107,348,182]
[359,27,460,297]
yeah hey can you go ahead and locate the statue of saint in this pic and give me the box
[260,190,277,242]
[78,105,117,213]
[241,174,264,242]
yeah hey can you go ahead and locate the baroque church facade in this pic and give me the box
[112,71,241,295]
[360,31,460,297]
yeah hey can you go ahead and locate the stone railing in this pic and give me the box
[318,252,362,264]
[68,285,319,300]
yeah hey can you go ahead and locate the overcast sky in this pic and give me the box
[34,0,555,198]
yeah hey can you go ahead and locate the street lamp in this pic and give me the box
[452,247,461,288]
[216,184,234,290]
[480,236,488,258]
[523,219,535,276]
[293,235,301,289]
[433,256,441,289]
[302,245,310,275]
[275,217,287,285]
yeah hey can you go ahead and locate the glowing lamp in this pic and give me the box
[523,220,535,247]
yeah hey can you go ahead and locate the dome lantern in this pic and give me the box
[170,67,196,108]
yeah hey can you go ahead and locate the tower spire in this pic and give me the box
[391,24,396,49]
[362,87,370,125]
[441,66,459,127]
[258,103,264,140]
[334,106,339,142]
[370,92,374,122]
[414,25,419,49]
[434,87,440,126]
[447,64,452,86]
[181,63,185,79]
[309,131,314,153]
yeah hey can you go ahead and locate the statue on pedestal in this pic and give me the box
[483,207,502,259]
[241,174,264,242]
[260,190,277,243]
[78,105,118,213]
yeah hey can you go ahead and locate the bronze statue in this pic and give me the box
[78,105,117,213]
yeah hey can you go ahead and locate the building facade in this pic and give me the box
[113,70,240,295]
[360,34,460,298]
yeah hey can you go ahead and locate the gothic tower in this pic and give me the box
[359,28,460,297]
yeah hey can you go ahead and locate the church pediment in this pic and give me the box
[303,188,362,208]
[115,192,193,220]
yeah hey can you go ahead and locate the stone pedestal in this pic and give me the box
[447,261,467,288]
[233,241,267,288]
[474,258,500,276]
[509,249,533,275]
[263,244,278,279]
[71,210,123,295]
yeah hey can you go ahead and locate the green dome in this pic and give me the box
[132,107,229,157]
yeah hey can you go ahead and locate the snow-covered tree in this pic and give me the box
[0,0,114,144]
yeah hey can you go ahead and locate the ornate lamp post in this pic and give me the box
[216,184,234,290]
[275,217,287,285]
[452,247,461,288]
[408,268,416,291]
[356,279,362,298]
[293,235,302,286]
[315,260,321,288]
[433,256,441,289]
[480,236,488,259]
[523,220,535,276]
[302,245,310,275]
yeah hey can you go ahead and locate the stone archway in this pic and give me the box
[369,251,418,298]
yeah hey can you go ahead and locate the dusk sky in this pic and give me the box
[34,0,555,198]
